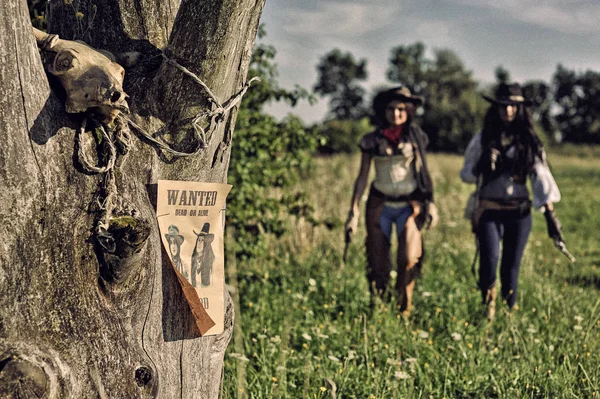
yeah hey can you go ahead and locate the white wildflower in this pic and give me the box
[308,278,317,287]
[451,332,462,341]
[394,371,410,380]
[327,355,341,362]
[302,333,312,341]
[386,358,403,366]
[270,335,281,344]
[228,353,249,362]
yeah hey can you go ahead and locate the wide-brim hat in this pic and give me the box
[194,223,213,239]
[165,225,184,246]
[483,83,532,106]
[374,86,424,109]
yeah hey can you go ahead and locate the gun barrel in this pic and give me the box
[343,230,353,262]
[554,240,576,263]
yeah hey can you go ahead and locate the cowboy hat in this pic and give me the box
[165,225,184,246]
[193,223,214,238]
[374,86,424,109]
[483,83,532,106]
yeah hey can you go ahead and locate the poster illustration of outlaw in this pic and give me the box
[191,223,215,288]
[157,180,232,336]
[165,225,187,279]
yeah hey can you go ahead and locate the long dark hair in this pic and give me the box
[480,103,544,179]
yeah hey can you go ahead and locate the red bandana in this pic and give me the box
[382,125,403,146]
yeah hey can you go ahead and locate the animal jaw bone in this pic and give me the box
[33,27,129,123]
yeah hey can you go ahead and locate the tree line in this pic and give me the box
[314,44,600,152]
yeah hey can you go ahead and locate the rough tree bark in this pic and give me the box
[0,0,265,397]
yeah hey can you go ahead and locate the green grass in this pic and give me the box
[223,152,600,399]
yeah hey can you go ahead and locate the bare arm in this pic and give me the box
[349,152,372,217]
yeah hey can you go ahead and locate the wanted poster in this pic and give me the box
[157,180,232,335]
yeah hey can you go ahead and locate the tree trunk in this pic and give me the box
[0,0,264,397]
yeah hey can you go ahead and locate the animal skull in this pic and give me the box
[33,27,129,123]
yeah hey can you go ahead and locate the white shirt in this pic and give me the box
[460,132,561,209]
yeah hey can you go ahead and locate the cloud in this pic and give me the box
[453,0,600,34]
[413,20,455,47]
[260,0,600,123]
[280,1,402,37]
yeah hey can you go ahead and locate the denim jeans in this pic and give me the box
[380,205,413,240]
[477,209,532,308]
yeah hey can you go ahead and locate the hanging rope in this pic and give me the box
[122,115,207,157]
[76,117,127,253]
[114,116,133,156]
[75,50,258,252]
[76,118,117,174]
[123,50,260,158]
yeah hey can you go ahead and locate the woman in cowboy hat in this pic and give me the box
[345,86,437,316]
[165,225,188,278]
[191,223,215,287]
[461,82,562,320]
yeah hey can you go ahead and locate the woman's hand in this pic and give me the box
[427,203,439,229]
[345,209,359,235]
[474,147,502,177]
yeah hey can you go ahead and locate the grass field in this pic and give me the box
[223,150,600,398]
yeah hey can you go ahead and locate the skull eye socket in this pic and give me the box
[53,50,78,73]
[110,91,121,102]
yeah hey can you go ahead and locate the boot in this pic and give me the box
[483,286,497,321]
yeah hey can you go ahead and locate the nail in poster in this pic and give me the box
[157,180,232,335]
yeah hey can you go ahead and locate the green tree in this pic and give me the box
[228,26,322,258]
[314,49,368,120]
[387,42,427,92]
[522,80,558,141]
[553,64,600,143]
[317,117,372,154]
[387,42,484,152]
[494,65,511,84]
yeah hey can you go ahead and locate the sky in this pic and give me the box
[258,0,600,123]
